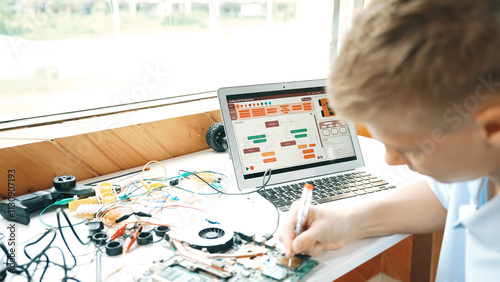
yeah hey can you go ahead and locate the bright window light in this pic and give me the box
[0,0,351,127]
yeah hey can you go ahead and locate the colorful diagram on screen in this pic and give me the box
[319,98,335,117]
[234,113,321,172]
[229,92,356,175]
[232,101,313,120]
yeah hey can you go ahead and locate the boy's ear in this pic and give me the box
[475,101,500,146]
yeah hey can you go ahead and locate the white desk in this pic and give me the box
[1,137,423,281]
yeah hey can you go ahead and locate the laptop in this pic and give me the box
[217,79,393,211]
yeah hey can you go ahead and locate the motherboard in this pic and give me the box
[139,222,318,281]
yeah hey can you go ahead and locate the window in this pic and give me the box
[0,0,359,129]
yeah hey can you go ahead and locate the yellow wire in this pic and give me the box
[140,160,167,194]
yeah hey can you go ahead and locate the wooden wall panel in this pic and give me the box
[0,141,97,198]
[410,233,433,281]
[140,112,214,157]
[207,109,223,122]
[336,236,413,282]
[55,131,123,175]
[335,254,382,282]
[382,236,412,282]
[55,125,174,175]
[0,111,218,199]
[430,229,444,282]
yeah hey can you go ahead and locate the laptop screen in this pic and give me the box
[218,79,365,190]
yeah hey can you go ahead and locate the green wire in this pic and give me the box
[39,198,85,228]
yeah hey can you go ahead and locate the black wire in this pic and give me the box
[256,171,280,236]
[12,208,92,280]
[56,208,92,246]
[23,229,57,270]
[1,241,32,279]
[38,253,50,281]
[23,229,58,280]
[48,246,72,281]
[265,199,280,236]
[1,210,95,281]
[152,237,164,244]
[1,230,56,280]
[56,208,92,271]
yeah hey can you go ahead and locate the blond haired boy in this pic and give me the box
[280,0,500,280]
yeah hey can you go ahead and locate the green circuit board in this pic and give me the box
[140,234,318,282]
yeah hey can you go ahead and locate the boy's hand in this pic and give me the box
[279,202,351,258]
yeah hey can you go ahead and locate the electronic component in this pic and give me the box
[137,231,153,245]
[279,255,303,269]
[293,258,320,280]
[142,222,319,281]
[238,254,270,270]
[263,233,274,240]
[150,255,233,281]
[154,266,214,282]
[126,225,144,252]
[111,225,127,241]
[92,232,109,245]
[68,196,98,213]
[262,264,289,280]
[235,244,269,269]
[278,253,319,280]
[154,226,171,237]
[264,238,277,249]
[170,222,234,253]
[75,203,101,217]
[95,182,117,204]
[169,178,180,186]
[88,220,104,234]
[254,235,266,246]
[235,231,255,243]
[105,241,123,256]
[71,182,119,218]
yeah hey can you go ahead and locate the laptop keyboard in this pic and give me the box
[258,171,395,211]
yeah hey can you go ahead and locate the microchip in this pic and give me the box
[262,265,289,281]
[277,256,303,269]
[155,266,213,282]
[294,260,320,281]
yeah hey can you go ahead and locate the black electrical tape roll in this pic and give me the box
[106,241,123,256]
[154,226,170,237]
[137,231,153,245]
[92,232,109,245]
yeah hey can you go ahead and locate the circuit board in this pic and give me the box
[138,224,319,281]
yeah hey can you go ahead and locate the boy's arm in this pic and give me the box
[280,180,447,257]
[347,180,447,240]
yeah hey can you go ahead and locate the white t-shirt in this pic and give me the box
[428,177,500,281]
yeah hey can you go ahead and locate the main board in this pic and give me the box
[138,222,318,281]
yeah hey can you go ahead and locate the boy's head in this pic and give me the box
[328,0,500,183]
[328,0,500,133]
